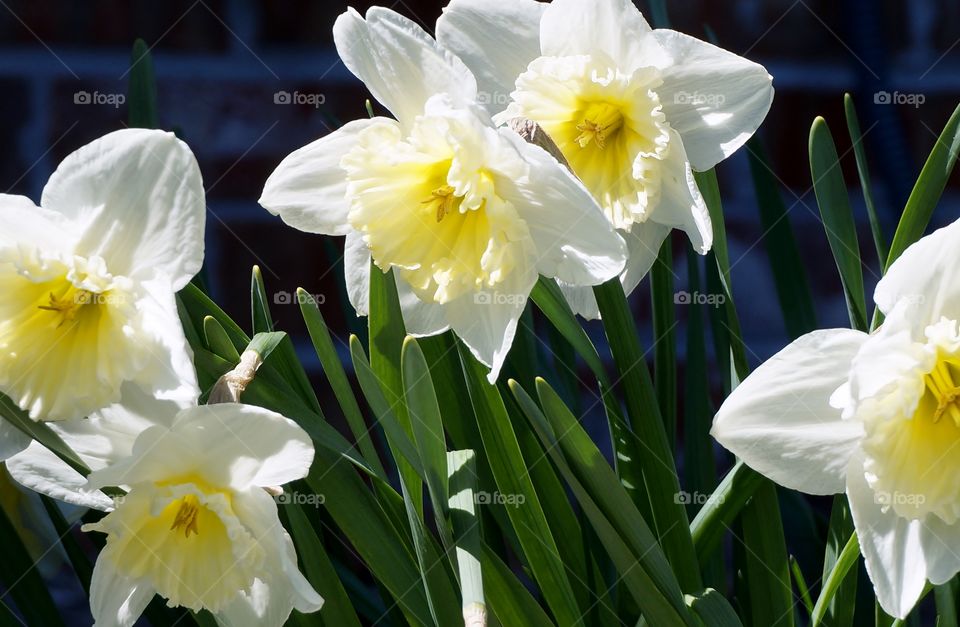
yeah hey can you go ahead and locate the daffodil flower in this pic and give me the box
[0,129,204,422]
[77,403,323,626]
[712,218,960,618]
[259,7,626,381]
[437,0,774,317]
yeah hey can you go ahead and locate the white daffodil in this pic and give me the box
[437,0,774,318]
[75,403,323,627]
[0,129,204,425]
[712,218,960,618]
[259,6,626,382]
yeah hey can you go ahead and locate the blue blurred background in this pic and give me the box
[0,0,957,624]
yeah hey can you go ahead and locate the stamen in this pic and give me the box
[37,290,94,327]
[170,494,200,538]
[574,103,624,150]
[925,361,960,426]
[422,185,457,223]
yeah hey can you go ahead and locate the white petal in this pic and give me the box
[648,129,712,254]
[132,277,201,406]
[333,7,477,129]
[920,515,960,587]
[0,194,72,252]
[90,404,314,492]
[344,230,371,317]
[847,452,927,619]
[558,222,670,320]
[711,329,868,495]
[436,0,546,115]
[848,299,928,403]
[874,217,960,322]
[496,129,627,285]
[655,29,774,171]
[260,119,384,236]
[397,274,449,337]
[539,0,667,68]
[40,129,205,289]
[444,263,537,383]
[217,491,323,626]
[7,442,114,511]
[0,417,30,461]
[89,555,155,627]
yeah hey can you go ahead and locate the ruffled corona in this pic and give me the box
[0,250,149,421]
[341,109,534,305]
[501,55,670,230]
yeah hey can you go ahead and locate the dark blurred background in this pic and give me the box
[0,0,957,623]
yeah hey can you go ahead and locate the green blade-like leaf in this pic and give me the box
[740,482,794,627]
[457,344,583,625]
[448,450,484,620]
[299,288,385,476]
[250,265,275,334]
[203,315,240,363]
[516,378,696,626]
[885,103,960,271]
[812,533,860,627]
[0,395,88,476]
[651,237,678,446]
[482,545,554,627]
[592,278,701,592]
[690,460,764,562]
[844,93,888,265]
[0,500,66,627]
[685,588,745,627]
[935,577,959,627]
[809,116,868,331]
[747,137,818,339]
[283,502,361,627]
[820,496,858,627]
[127,38,158,129]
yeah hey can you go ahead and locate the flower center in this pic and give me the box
[37,288,96,328]
[925,360,960,426]
[170,493,201,538]
[502,55,670,230]
[575,102,624,150]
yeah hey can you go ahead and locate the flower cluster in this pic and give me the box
[0,0,794,624]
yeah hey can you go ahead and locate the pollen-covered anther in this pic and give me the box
[170,494,201,538]
[37,289,95,327]
[422,184,458,222]
[925,360,960,426]
[574,103,624,150]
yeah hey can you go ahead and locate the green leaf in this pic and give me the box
[402,337,451,548]
[844,93,888,265]
[0,395,88,476]
[283,502,362,627]
[482,545,554,627]
[457,344,583,625]
[812,533,860,627]
[250,265,275,334]
[820,496,858,627]
[740,482,794,627]
[747,137,818,339]
[790,556,814,616]
[368,265,422,514]
[809,116,868,331]
[592,278,701,592]
[298,288,384,476]
[202,315,240,362]
[685,588,745,627]
[885,103,960,271]
[690,460,765,563]
[935,577,959,627]
[515,378,696,626]
[40,496,93,595]
[651,237,678,446]
[448,450,484,619]
[127,38,158,129]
